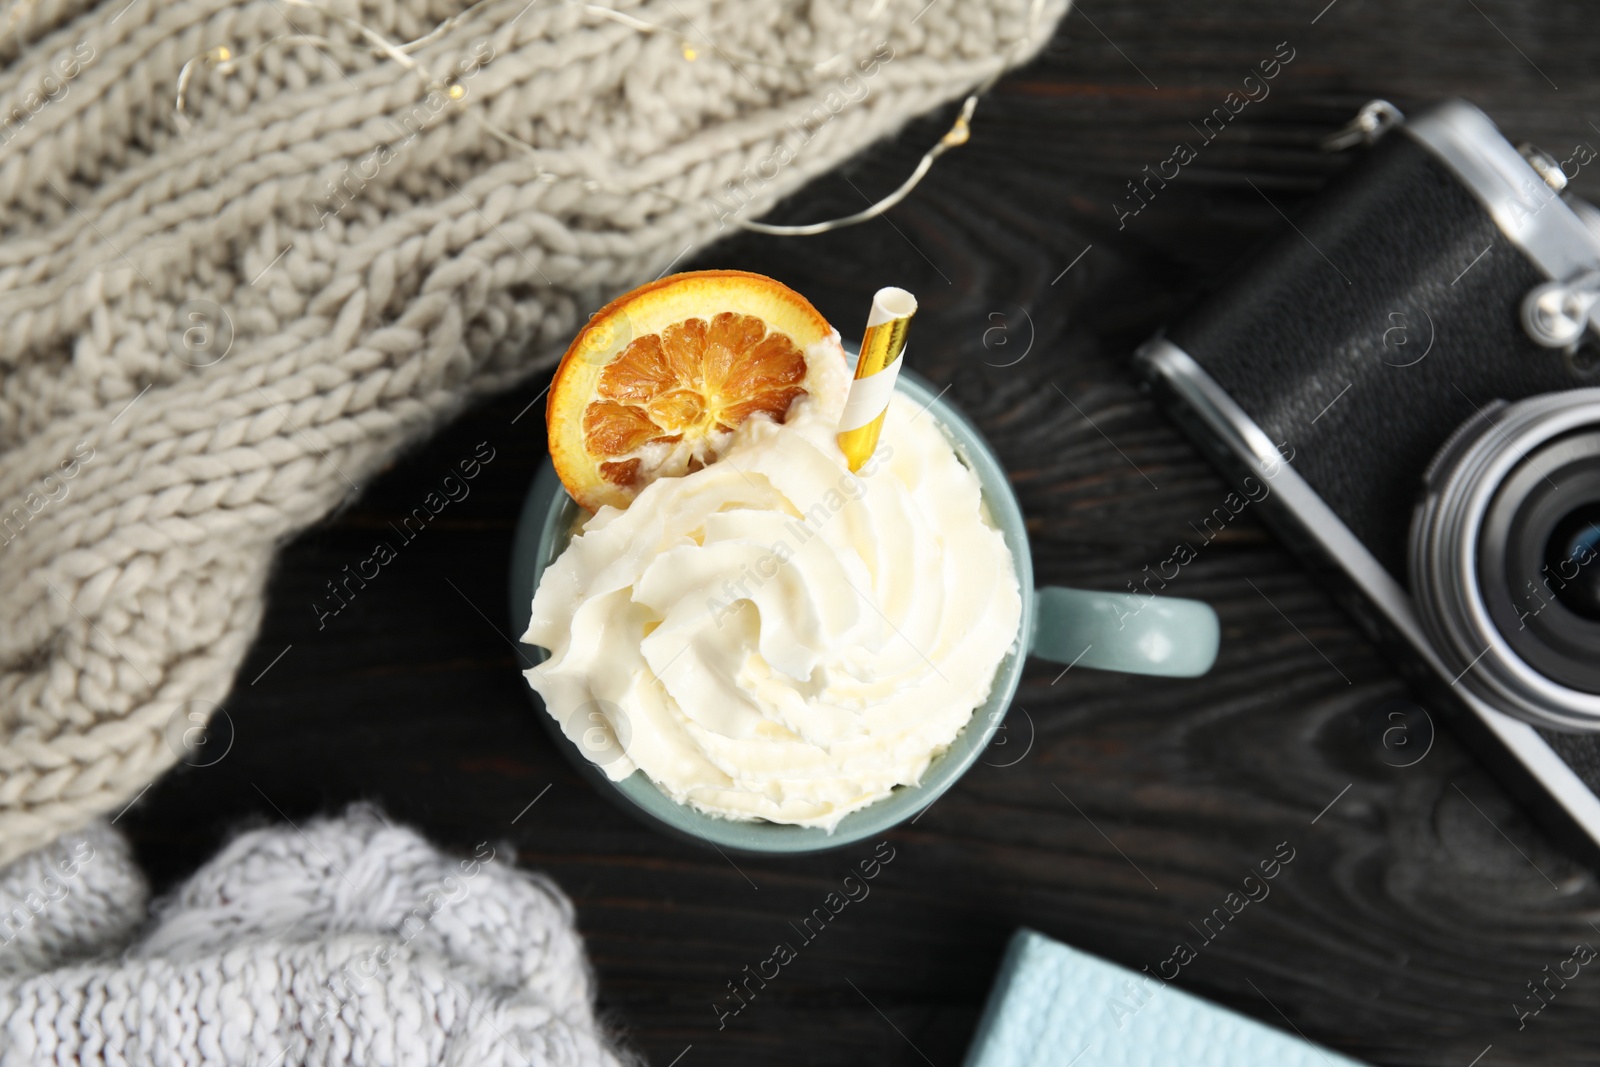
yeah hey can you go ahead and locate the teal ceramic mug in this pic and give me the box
[509,366,1219,854]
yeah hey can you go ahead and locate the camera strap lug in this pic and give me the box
[1517,143,1569,193]
[1522,270,1600,352]
[1322,99,1404,152]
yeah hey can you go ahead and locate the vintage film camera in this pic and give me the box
[1138,100,1600,858]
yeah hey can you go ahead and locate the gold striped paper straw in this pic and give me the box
[838,287,917,471]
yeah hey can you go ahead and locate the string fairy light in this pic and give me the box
[740,0,1049,236]
[174,0,459,128]
[739,92,975,237]
[170,0,1050,237]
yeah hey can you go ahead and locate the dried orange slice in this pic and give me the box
[547,270,838,511]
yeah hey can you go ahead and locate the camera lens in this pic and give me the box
[1480,428,1600,694]
[1412,389,1600,730]
[1545,503,1600,621]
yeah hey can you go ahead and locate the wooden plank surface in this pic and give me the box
[123,3,1600,1064]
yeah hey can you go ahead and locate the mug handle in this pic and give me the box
[1031,587,1219,678]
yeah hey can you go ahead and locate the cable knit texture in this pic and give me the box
[0,806,625,1065]
[0,0,1068,866]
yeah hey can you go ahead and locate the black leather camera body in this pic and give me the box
[1138,100,1600,858]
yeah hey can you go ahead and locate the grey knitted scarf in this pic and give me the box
[0,0,1067,867]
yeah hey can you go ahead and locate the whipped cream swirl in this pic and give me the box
[522,335,1021,830]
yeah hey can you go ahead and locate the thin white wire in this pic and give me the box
[739,92,976,236]
[739,0,1050,236]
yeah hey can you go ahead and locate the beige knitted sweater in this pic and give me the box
[0,0,1066,866]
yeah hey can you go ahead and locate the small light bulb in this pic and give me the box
[681,42,698,61]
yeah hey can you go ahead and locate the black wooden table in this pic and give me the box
[123,3,1600,1064]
